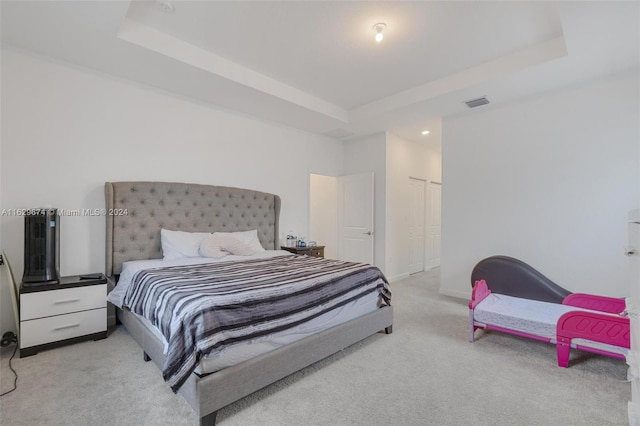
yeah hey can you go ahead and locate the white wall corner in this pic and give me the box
[439,287,470,300]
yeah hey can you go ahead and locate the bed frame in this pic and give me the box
[105,181,393,425]
[469,280,629,367]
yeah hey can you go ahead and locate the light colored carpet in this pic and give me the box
[0,269,630,425]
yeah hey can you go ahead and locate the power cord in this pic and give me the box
[0,331,18,397]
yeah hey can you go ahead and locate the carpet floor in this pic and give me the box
[0,268,630,425]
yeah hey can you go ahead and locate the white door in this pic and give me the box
[425,181,442,270]
[338,173,374,264]
[408,178,425,274]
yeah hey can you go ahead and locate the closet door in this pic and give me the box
[425,182,442,270]
[408,178,425,274]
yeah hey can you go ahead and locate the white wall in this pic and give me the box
[385,132,441,281]
[441,71,639,299]
[0,48,344,332]
[309,174,338,259]
[343,133,386,270]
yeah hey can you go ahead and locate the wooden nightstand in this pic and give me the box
[281,245,325,258]
[19,274,107,357]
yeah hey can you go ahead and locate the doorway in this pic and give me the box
[309,172,375,264]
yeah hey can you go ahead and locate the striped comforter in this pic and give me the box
[123,254,391,392]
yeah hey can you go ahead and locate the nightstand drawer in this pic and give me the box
[307,247,324,258]
[20,308,106,348]
[281,245,325,258]
[20,284,106,320]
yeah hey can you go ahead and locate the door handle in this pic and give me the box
[363,231,373,236]
[625,246,637,256]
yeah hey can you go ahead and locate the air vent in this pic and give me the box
[464,97,490,108]
[323,128,355,139]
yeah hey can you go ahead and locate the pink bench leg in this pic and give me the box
[469,310,479,342]
[557,339,570,367]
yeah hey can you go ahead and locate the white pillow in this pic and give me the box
[213,229,265,252]
[160,229,211,260]
[199,233,255,258]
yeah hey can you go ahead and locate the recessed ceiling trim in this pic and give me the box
[323,128,356,139]
[117,18,349,123]
[349,36,567,121]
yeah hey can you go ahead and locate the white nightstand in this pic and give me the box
[19,274,107,357]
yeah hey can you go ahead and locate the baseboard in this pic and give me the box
[439,287,469,300]
[388,273,410,283]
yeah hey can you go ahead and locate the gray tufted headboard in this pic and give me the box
[105,182,280,276]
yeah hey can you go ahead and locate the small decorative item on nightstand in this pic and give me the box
[285,234,297,248]
[19,273,108,357]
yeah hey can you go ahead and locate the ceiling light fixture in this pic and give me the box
[421,130,430,135]
[373,23,386,43]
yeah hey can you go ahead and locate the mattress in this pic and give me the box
[133,289,380,375]
[474,293,580,339]
[474,293,628,356]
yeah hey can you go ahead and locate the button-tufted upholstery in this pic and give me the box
[105,182,280,276]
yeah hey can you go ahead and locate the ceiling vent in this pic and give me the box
[464,97,490,108]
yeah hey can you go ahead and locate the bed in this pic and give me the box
[104,181,393,425]
[469,280,629,367]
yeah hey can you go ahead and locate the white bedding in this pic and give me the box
[474,293,628,355]
[107,250,294,308]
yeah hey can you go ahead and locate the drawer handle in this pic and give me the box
[53,323,80,331]
[53,298,81,304]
